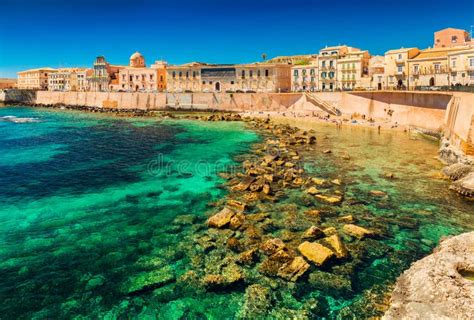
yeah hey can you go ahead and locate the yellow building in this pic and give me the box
[17,67,56,90]
[407,46,470,89]
[337,49,370,90]
[48,68,90,91]
[447,48,474,86]
[166,62,291,93]
[384,48,420,89]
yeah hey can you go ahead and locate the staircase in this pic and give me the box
[305,93,342,116]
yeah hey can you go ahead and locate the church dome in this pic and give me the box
[130,51,143,60]
[130,51,145,67]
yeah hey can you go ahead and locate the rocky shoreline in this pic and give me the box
[383,231,474,320]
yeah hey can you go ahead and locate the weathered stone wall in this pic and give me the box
[2,89,473,153]
[0,89,37,103]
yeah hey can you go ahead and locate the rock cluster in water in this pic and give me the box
[383,231,474,320]
[158,116,394,318]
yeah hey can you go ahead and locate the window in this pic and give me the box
[322,61,326,68]
[451,35,457,43]
[329,60,334,68]
[398,66,403,73]
[202,81,206,85]
[231,81,234,84]
[329,71,334,79]
[434,64,440,73]
[470,58,474,67]
[160,76,163,81]
[257,70,261,77]
[294,70,299,76]
[414,65,419,73]
[179,72,182,77]
[302,69,306,75]
[452,59,456,67]
[241,70,245,78]
[129,75,133,81]
[310,69,315,75]
[398,54,402,60]
[249,70,253,77]
[321,72,327,79]
[470,72,474,80]
[265,69,269,77]
[186,72,189,78]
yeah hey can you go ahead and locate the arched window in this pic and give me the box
[172,71,176,78]
[257,70,261,77]
[241,70,245,79]
[265,69,269,77]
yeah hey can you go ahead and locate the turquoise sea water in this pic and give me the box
[0,107,472,319]
[0,107,258,319]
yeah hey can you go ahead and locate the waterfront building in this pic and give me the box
[166,62,291,93]
[48,68,90,91]
[89,56,124,92]
[434,28,473,48]
[116,52,167,92]
[337,49,370,90]
[384,48,420,89]
[71,69,93,91]
[447,48,474,86]
[368,55,385,90]
[291,64,318,92]
[318,46,347,91]
[407,46,470,89]
[0,78,17,89]
[17,67,57,90]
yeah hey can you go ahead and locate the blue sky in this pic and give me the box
[0,0,473,78]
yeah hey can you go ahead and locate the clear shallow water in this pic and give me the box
[0,108,472,319]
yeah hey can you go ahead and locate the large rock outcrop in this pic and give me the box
[383,231,474,320]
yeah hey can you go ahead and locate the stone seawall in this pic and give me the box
[1,89,473,155]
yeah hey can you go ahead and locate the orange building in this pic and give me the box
[434,28,472,48]
[0,78,17,89]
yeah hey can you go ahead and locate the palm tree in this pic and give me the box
[261,53,267,61]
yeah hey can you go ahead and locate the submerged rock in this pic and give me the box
[298,241,334,266]
[309,270,352,297]
[370,190,387,197]
[121,266,175,294]
[237,249,259,266]
[324,234,348,259]
[315,194,342,204]
[238,284,272,319]
[383,231,474,320]
[260,238,286,256]
[342,224,374,239]
[277,256,310,282]
[207,207,235,228]
[302,226,325,241]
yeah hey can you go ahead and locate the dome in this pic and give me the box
[130,51,143,60]
[129,51,145,67]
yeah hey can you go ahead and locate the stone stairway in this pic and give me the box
[305,93,341,116]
